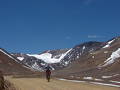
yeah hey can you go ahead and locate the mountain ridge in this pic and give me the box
[1,36,120,78]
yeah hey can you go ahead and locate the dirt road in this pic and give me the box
[6,76,119,90]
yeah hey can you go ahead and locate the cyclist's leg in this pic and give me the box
[48,75,50,82]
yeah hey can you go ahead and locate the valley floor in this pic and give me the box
[6,76,119,90]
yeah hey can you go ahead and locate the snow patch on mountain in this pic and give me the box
[92,56,95,59]
[110,81,120,84]
[32,62,41,71]
[99,48,120,67]
[82,46,86,50]
[90,82,120,87]
[58,78,86,83]
[102,74,119,79]
[83,77,93,80]
[102,76,113,79]
[103,39,115,48]
[17,57,24,61]
[27,49,72,64]
[104,51,108,53]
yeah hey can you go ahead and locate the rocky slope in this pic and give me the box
[12,49,70,71]
[12,41,105,71]
[53,36,120,85]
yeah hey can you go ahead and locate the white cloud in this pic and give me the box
[88,35,105,39]
[88,35,97,38]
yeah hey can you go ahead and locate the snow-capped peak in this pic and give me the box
[27,49,72,64]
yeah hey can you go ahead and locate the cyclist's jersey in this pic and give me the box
[46,69,51,75]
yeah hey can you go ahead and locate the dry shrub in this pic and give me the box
[0,71,17,90]
[4,80,16,90]
[0,71,5,90]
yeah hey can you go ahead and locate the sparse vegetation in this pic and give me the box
[0,71,5,90]
[4,80,17,90]
[0,71,16,90]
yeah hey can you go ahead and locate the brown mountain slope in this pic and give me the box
[0,48,36,75]
[53,37,120,85]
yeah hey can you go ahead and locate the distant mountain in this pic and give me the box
[53,36,120,85]
[1,36,120,86]
[12,49,71,71]
[12,41,105,71]
[59,41,104,66]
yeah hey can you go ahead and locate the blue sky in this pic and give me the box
[0,0,120,53]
